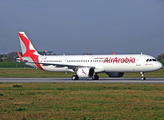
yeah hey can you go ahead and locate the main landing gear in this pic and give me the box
[92,74,99,80]
[140,72,146,80]
[71,74,99,80]
[71,75,79,80]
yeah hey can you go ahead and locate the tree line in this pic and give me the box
[0,52,18,62]
[157,53,164,61]
[0,51,46,62]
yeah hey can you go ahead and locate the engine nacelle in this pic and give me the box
[77,68,94,78]
[106,72,124,77]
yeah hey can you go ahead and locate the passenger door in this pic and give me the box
[136,56,141,66]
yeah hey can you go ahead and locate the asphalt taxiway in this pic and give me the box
[0,78,164,83]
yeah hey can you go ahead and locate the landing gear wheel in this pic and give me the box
[141,77,146,81]
[140,72,146,81]
[71,75,79,80]
[92,74,99,80]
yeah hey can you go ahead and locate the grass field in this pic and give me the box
[0,67,164,119]
[0,62,30,68]
[1,83,164,119]
[0,67,164,78]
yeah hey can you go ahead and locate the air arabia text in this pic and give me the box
[103,57,135,63]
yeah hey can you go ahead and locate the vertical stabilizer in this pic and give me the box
[18,32,40,57]
[18,32,43,70]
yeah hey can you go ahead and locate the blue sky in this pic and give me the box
[0,0,164,57]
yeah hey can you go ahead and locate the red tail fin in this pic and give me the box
[18,32,39,57]
[18,32,43,70]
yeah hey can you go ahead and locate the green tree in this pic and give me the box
[157,53,164,60]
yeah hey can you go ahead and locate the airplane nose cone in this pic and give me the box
[156,62,163,70]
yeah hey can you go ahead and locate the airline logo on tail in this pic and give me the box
[18,32,39,57]
[18,32,43,70]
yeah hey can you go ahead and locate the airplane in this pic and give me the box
[16,32,163,80]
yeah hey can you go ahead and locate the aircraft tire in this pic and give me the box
[71,75,79,80]
[141,77,146,81]
[92,74,99,80]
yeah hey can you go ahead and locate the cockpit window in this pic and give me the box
[146,59,157,62]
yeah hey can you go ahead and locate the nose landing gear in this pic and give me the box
[140,72,146,80]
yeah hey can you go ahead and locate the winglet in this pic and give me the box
[16,51,23,61]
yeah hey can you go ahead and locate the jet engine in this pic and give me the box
[77,68,94,78]
[106,72,124,77]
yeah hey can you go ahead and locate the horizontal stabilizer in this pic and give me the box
[16,51,23,61]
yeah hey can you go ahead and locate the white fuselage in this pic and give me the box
[25,54,162,73]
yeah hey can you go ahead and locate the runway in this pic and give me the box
[0,78,164,83]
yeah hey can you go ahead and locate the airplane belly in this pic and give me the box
[103,63,141,72]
